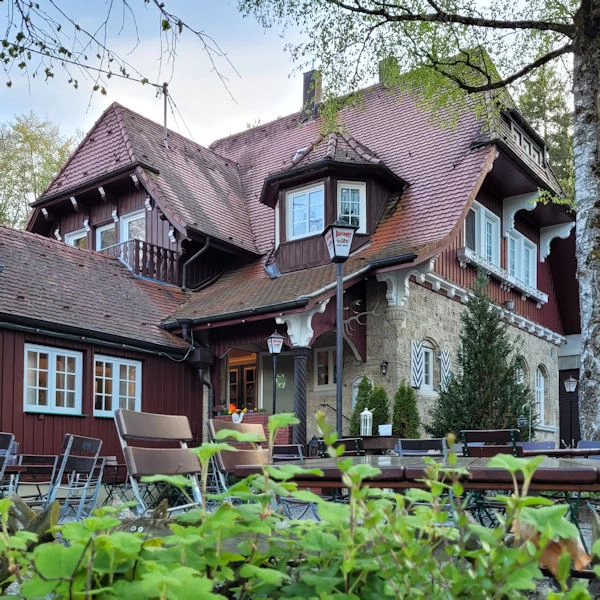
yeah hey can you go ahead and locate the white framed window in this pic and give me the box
[422,346,434,391]
[535,366,547,426]
[465,201,500,266]
[23,344,82,415]
[96,223,116,250]
[507,231,537,287]
[286,183,325,240]
[64,229,88,249]
[314,347,336,389]
[120,209,145,243]
[93,355,142,417]
[337,181,366,233]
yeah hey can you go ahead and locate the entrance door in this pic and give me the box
[228,350,257,411]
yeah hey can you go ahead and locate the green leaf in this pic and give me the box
[33,543,84,578]
[239,563,289,584]
[268,412,299,431]
[141,474,192,488]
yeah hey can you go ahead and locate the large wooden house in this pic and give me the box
[0,69,578,456]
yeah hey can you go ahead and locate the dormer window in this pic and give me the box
[286,183,324,240]
[338,181,366,233]
[465,201,500,266]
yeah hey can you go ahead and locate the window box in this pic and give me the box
[457,246,548,305]
[24,344,82,415]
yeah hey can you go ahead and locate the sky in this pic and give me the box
[0,1,306,146]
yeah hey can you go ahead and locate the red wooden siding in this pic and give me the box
[0,328,202,459]
[434,187,564,334]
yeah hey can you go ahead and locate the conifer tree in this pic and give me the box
[349,376,373,435]
[392,380,420,438]
[426,274,533,438]
[368,385,391,435]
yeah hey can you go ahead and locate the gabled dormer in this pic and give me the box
[259,131,407,273]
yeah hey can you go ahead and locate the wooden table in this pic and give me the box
[522,447,600,458]
[233,455,600,493]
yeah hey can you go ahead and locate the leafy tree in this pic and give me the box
[426,275,533,439]
[349,376,373,435]
[392,380,420,438]
[0,113,76,228]
[238,0,600,438]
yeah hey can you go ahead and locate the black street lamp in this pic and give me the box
[564,376,578,393]
[267,331,285,414]
[322,220,358,437]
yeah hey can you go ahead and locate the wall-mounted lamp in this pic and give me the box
[145,196,152,211]
[83,218,91,232]
[380,360,389,376]
[504,300,516,311]
[168,226,176,244]
[111,209,119,223]
[564,375,578,393]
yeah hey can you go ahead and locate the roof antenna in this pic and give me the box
[162,82,169,149]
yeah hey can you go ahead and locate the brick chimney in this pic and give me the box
[301,70,322,122]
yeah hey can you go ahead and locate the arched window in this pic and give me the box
[515,356,529,387]
[535,366,548,425]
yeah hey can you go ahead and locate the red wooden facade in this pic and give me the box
[0,328,202,458]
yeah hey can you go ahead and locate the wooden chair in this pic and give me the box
[46,434,103,520]
[460,429,522,457]
[14,454,59,507]
[115,409,202,515]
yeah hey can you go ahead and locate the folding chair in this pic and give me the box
[14,454,59,507]
[115,409,202,515]
[46,434,103,521]
[577,440,600,459]
[461,429,522,457]
[0,433,16,497]
[208,419,318,520]
[395,438,448,459]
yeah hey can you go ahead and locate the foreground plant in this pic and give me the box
[0,413,595,598]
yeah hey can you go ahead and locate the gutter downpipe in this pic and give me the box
[182,238,210,291]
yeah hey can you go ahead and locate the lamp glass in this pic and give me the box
[564,376,578,393]
[517,414,527,428]
[322,220,358,263]
[267,331,285,355]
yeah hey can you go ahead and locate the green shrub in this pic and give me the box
[368,384,390,434]
[0,413,593,599]
[349,375,373,435]
[392,379,420,438]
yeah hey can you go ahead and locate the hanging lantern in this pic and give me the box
[360,407,373,436]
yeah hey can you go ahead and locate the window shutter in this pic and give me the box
[410,340,424,388]
[440,348,452,392]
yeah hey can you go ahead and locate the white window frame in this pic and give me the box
[286,183,325,241]
[422,346,434,391]
[64,228,88,249]
[23,344,82,415]
[120,209,146,243]
[535,366,546,426]
[507,231,537,287]
[314,347,336,390]
[337,181,366,233]
[465,201,500,266]
[96,222,116,250]
[93,355,142,417]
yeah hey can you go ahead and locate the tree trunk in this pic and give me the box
[573,0,600,439]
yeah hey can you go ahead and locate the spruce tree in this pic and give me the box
[349,376,373,435]
[369,385,391,434]
[392,380,420,438]
[426,273,533,438]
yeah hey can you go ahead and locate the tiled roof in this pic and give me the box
[40,103,258,254]
[0,225,187,350]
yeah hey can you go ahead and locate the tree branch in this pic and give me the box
[326,0,575,37]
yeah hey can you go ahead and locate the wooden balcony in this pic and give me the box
[101,239,179,285]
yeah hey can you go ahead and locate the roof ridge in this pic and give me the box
[113,103,138,164]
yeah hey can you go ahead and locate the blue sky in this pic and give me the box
[0,1,304,145]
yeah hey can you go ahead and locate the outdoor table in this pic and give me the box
[101,463,131,506]
[522,447,600,458]
[231,455,600,493]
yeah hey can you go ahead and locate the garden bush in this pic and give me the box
[392,379,420,438]
[0,413,595,599]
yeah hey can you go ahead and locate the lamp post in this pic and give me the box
[564,376,578,393]
[267,331,285,414]
[322,220,358,437]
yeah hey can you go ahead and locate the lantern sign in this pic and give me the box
[322,220,359,263]
[360,407,373,437]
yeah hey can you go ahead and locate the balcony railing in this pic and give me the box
[101,239,179,285]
